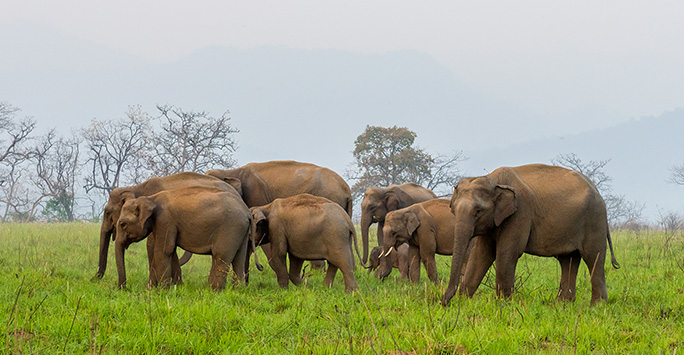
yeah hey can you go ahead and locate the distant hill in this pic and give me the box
[1,21,682,222]
[463,109,684,222]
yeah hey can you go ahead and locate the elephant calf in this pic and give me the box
[250,194,363,293]
[116,186,251,291]
[368,244,409,279]
[377,199,460,284]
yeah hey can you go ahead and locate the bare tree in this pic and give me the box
[552,153,644,229]
[669,163,684,186]
[148,105,238,175]
[82,106,151,196]
[31,130,81,222]
[422,151,467,197]
[0,151,34,221]
[0,103,36,221]
[551,153,612,193]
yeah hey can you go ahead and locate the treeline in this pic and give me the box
[0,104,237,222]
[0,101,668,228]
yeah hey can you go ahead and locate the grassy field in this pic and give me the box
[1,223,683,354]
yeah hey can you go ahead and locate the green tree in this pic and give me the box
[349,125,464,199]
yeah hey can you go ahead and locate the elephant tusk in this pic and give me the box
[383,246,395,257]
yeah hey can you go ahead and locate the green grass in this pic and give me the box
[1,224,683,354]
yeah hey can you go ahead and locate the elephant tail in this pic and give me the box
[351,225,367,269]
[345,197,353,218]
[607,229,620,269]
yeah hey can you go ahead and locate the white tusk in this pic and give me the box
[383,246,395,257]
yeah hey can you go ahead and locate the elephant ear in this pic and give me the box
[222,177,243,197]
[386,186,412,211]
[137,197,157,226]
[494,185,517,226]
[120,190,136,204]
[251,208,269,244]
[405,211,421,236]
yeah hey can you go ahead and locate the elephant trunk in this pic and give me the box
[360,213,373,264]
[441,220,475,306]
[114,235,128,289]
[92,222,113,281]
[178,251,193,266]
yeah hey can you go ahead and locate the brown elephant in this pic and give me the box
[376,199,456,283]
[116,186,251,290]
[441,164,620,306]
[92,172,237,283]
[207,160,356,277]
[360,183,437,264]
[250,194,362,292]
[368,244,409,279]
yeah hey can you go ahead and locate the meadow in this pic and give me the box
[1,223,683,354]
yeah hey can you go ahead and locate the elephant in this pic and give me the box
[375,199,456,283]
[249,194,362,292]
[207,160,356,277]
[360,183,437,264]
[368,244,409,279]
[115,186,251,290]
[441,164,620,306]
[92,172,236,283]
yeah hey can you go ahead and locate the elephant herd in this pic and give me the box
[92,160,620,306]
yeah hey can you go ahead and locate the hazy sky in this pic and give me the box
[3,0,683,120]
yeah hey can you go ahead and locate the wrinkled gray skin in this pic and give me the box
[92,172,237,283]
[442,164,620,306]
[250,194,363,292]
[376,199,456,283]
[360,183,437,264]
[207,160,354,280]
[116,186,251,291]
[368,244,409,279]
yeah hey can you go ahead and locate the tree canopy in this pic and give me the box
[349,125,464,199]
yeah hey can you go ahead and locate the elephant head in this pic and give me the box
[249,207,271,248]
[442,177,517,305]
[374,209,419,279]
[114,197,156,289]
[360,186,413,264]
[92,188,135,281]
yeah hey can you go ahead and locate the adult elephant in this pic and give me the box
[116,186,251,290]
[91,172,236,282]
[360,183,437,264]
[206,160,359,275]
[441,164,620,306]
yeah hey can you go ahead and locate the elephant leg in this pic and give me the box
[339,263,359,293]
[171,249,183,286]
[288,255,305,286]
[494,240,524,299]
[556,251,581,302]
[324,263,339,288]
[582,247,608,304]
[151,250,173,288]
[231,237,249,286]
[460,236,496,297]
[408,245,421,283]
[270,252,289,289]
[421,252,439,284]
[208,255,230,291]
[261,243,282,276]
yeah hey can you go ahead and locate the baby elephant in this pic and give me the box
[250,194,363,292]
[377,199,457,283]
[368,244,409,279]
[116,186,251,291]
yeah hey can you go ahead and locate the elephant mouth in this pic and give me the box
[371,216,384,223]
